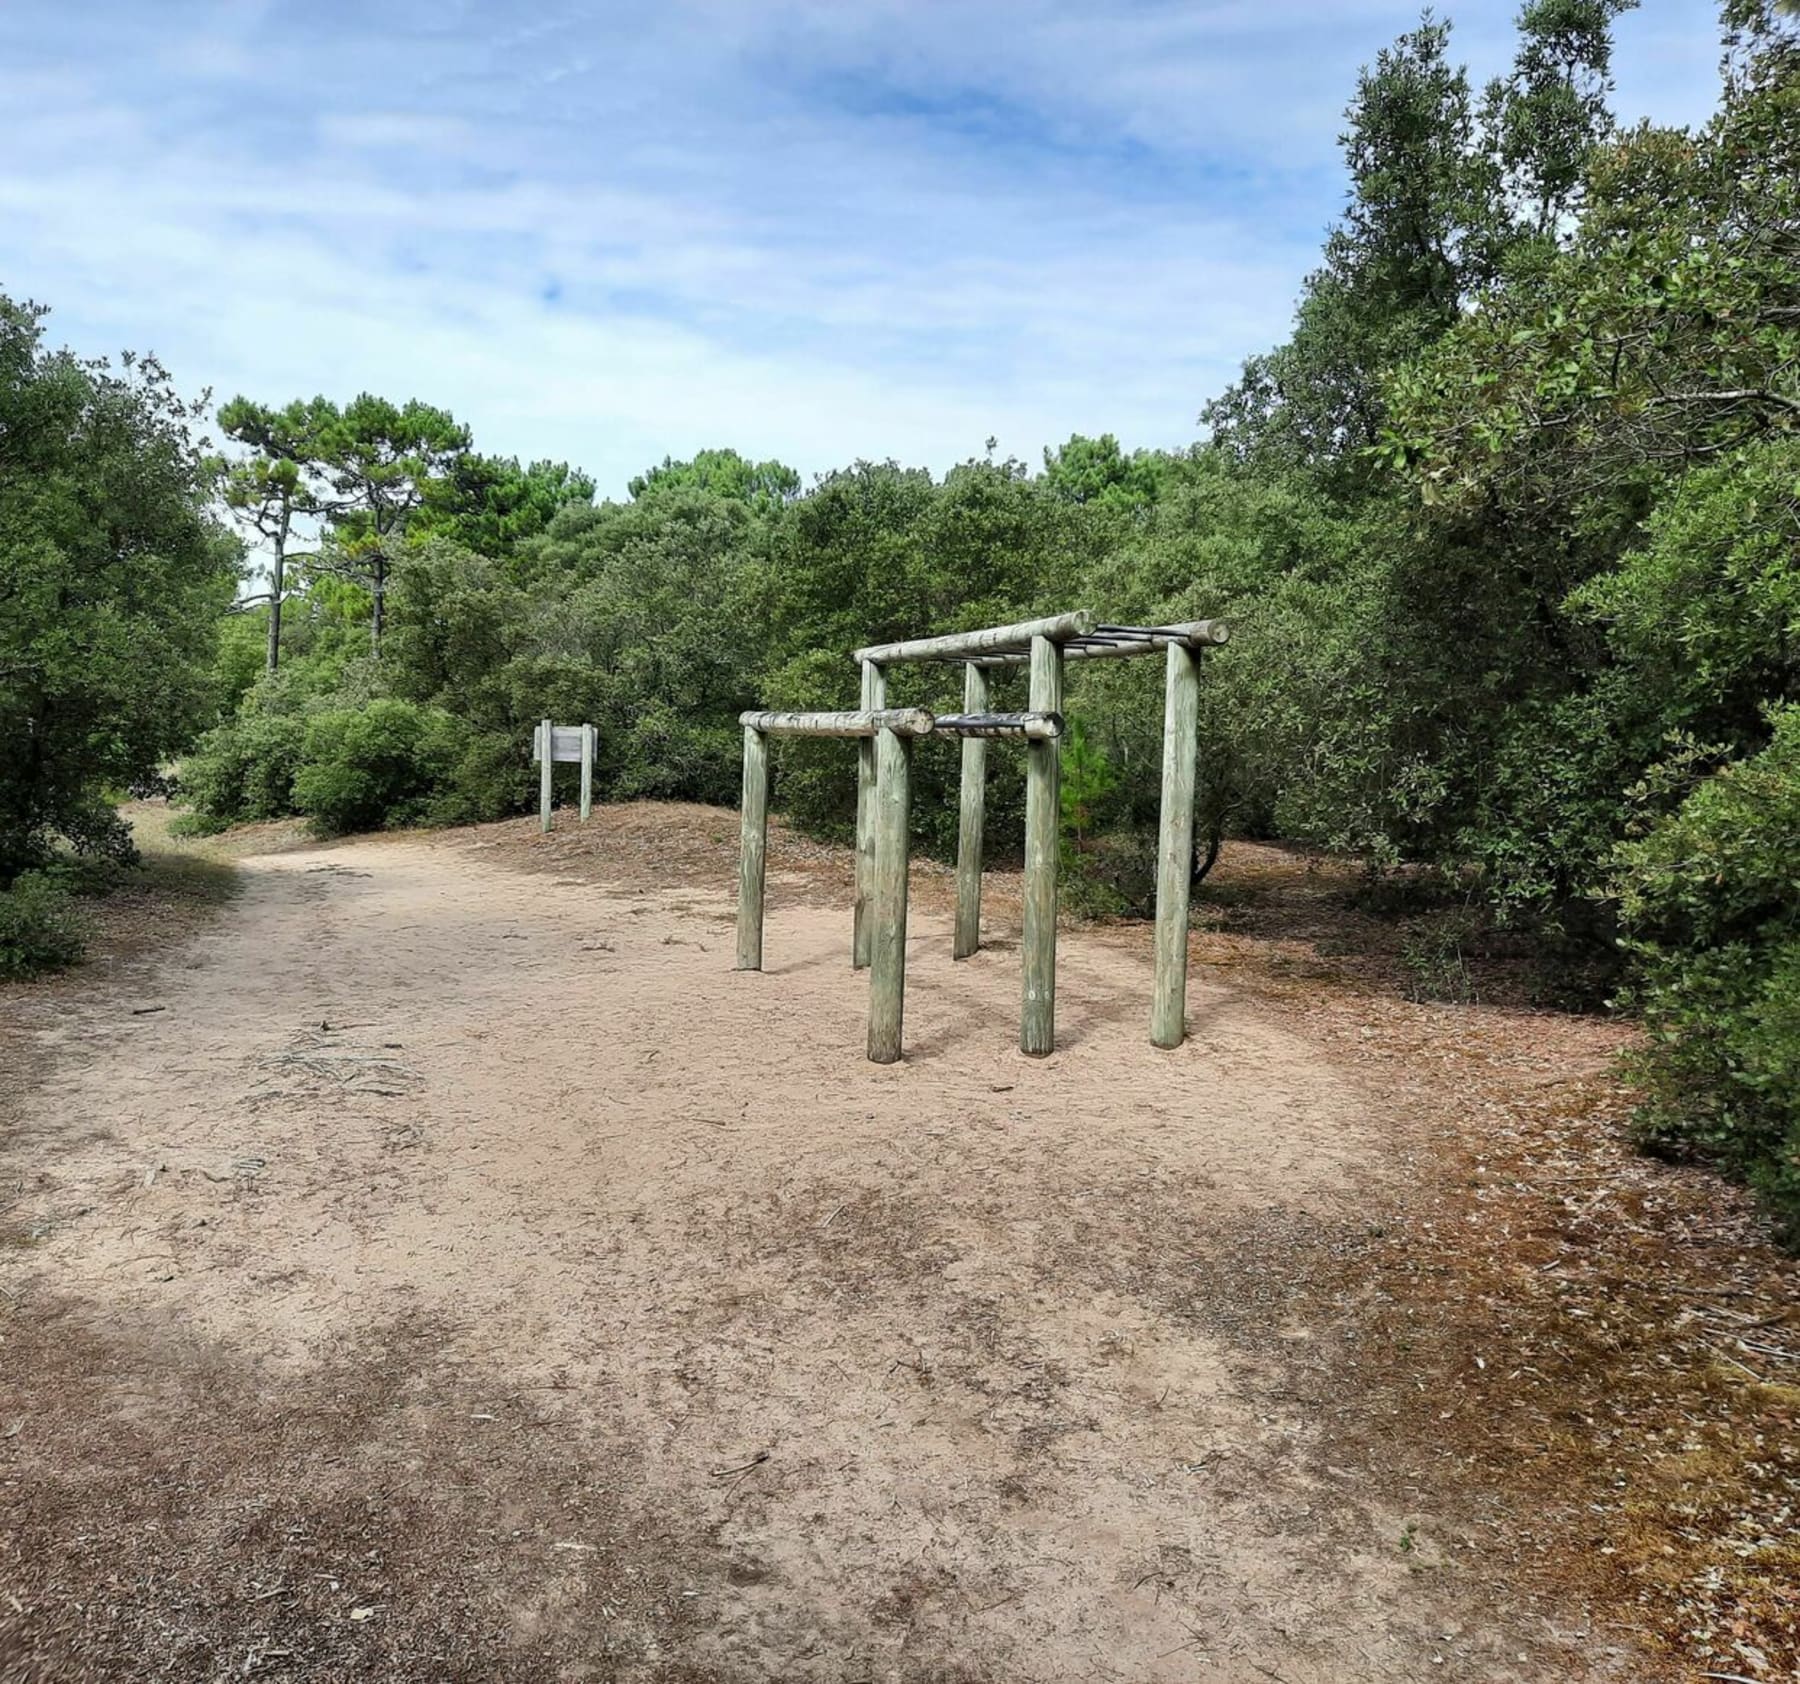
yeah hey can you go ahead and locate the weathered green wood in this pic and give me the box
[953,662,988,960]
[867,724,912,1063]
[1020,635,1063,1055]
[539,717,554,833]
[1151,642,1201,1048]
[579,723,595,820]
[736,726,770,972]
[852,660,886,971]
[738,707,930,737]
[853,612,1093,666]
[970,620,1230,667]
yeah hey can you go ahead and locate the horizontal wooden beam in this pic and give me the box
[739,707,936,738]
[852,612,1094,666]
[971,620,1229,667]
[932,710,1063,740]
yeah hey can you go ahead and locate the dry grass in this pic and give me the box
[1168,840,1800,1680]
[0,800,245,1134]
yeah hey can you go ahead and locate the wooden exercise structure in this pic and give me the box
[849,613,1228,1056]
[733,612,1227,1066]
[533,720,598,832]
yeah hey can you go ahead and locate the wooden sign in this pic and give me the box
[534,725,590,764]
[533,720,597,832]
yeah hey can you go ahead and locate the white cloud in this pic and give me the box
[0,0,1728,496]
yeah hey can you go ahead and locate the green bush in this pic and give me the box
[179,710,309,830]
[0,871,90,978]
[292,699,474,837]
[423,728,528,827]
[1613,707,1800,1241]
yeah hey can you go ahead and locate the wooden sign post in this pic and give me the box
[533,721,598,832]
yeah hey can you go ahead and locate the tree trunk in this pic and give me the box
[266,506,288,674]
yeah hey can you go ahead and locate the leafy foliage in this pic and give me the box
[292,699,486,836]
[0,293,238,889]
[1613,708,1800,1237]
[0,870,90,978]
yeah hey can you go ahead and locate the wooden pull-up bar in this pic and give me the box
[738,708,935,738]
[934,711,1063,740]
[852,612,1094,666]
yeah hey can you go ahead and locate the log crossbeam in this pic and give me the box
[740,707,934,738]
[934,710,1063,740]
[966,621,1230,667]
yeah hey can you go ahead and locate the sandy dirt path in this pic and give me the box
[0,818,1642,1682]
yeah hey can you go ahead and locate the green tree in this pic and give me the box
[217,396,325,673]
[628,448,800,512]
[1480,0,1638,244]
[1041,435,1169,510]
[1204,15,1488,480]
[0,294,237,882]
[422,453,595,554]
[306,394,472,652]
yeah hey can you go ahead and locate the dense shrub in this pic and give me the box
[0,295,238,885]
[0,870,90,978]
[1613,708,1800,1239]
[422,727,529,827]
[292,699,476,837]
[179,710,309,831]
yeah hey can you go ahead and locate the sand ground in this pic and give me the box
[0,808,1669,1681]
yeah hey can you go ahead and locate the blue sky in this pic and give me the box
[2,0,1725,497]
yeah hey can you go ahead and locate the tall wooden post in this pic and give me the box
[1020,635,1063,1056]
[867,723,912,1064]
[852,659,886,970]
[736,725,769,972]
[539,718,554,833]
[1151,642,1201,1048]
[579,723,595,821]
[953,661,988,959]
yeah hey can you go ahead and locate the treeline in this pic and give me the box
[3,1,1796,1233]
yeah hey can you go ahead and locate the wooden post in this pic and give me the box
[852,659,886,970]
[539,718,554,833]
[579,723,595,820]
[867,723,912,1063]
[1152,642,1201,1049]
[953,661,988,959]
[1020,635,1063,1056]
[736,725,769,972]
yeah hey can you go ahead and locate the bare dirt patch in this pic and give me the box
[4,802,1782,1680]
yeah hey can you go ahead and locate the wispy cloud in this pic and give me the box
[0,0,1725,495]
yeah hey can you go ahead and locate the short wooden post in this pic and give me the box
[953,661,988,959]
[852,659,886,970]
[867,723,912,1064]
[579,723,595,820]
[1151,642,1201,1048]
[1020,635,1063,1055]
[539,717,554,833]
[736,725,769,972]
